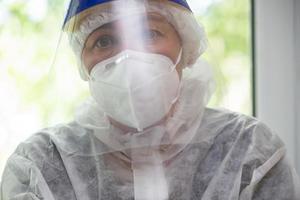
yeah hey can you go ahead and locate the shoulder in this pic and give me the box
[202,107,263,129]
[3,122,89,184]
[195,108,300,198]
[1,122,82,199]
[199,107,286,169]
[7,122,89,167]
[201,107,284,148]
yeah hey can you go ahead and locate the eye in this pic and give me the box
[143,29,162,41]
[94,35,116,49]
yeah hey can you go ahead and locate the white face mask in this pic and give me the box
[88,49,181,131]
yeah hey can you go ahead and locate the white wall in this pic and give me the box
[255,0,299,173]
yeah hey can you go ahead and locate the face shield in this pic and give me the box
[63,0,207,80]
[61,0,209,129]
[51,1,214,199]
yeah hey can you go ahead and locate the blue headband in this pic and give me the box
[63,0,192,28]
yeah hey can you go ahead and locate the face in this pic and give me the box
[82,13,183,76]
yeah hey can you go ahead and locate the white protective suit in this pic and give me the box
[1,0,300,199]
[1,61,300,199]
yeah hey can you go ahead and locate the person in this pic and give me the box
[1,0,299,199]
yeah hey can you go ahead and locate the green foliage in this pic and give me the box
[199,0,252,114]
[0,0,88,126]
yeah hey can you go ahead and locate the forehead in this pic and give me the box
[91,12,172,33]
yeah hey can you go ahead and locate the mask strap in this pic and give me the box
[172,48,183,71]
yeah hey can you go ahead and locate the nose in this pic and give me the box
[120,37,146,52]
[117,19,149,52]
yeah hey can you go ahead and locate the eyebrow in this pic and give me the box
[95,13,169,32]
[147,14,167,23]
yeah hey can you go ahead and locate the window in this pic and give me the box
[0,0,253,176]
[189,0,253,115]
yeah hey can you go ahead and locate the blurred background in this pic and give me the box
[0,0,253,176]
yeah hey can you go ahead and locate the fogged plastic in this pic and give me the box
[1,0,300,199]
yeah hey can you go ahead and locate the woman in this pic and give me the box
[1,0,299,199]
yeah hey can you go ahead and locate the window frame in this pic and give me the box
[253,0,300,173]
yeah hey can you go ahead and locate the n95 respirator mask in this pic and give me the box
[88,50,181,131]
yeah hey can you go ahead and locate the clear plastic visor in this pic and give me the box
[50,0,213,159]
[63,0,183,80]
